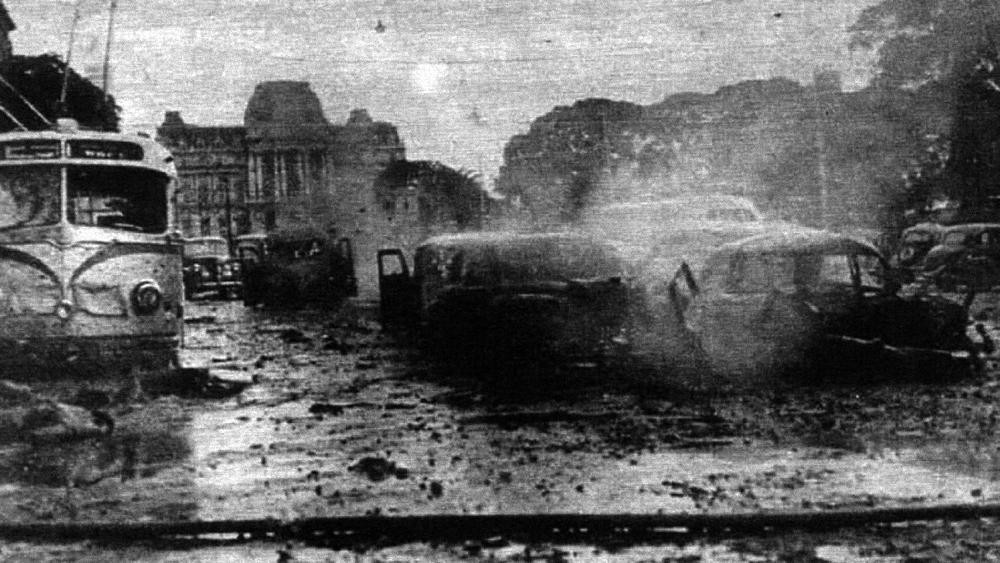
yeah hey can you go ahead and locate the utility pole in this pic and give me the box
[102,0,118,94]
[60,1,83,109]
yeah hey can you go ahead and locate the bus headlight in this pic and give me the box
[55,299,73,320]
[131,281,163,315]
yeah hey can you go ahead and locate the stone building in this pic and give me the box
[156,111,247,241]
[157,81,409,292]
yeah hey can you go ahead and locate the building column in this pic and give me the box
[276,152,286,200]
[299,149,308,196]
[323,152,332,196]
[256,153,265,201]
[246,154,256,202]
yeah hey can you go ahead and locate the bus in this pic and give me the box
[0,118,183,377]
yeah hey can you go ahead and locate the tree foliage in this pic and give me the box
[851,0,1000,214]
[0,54,120,132]
[375,160,488,229]
[495,98,667,225]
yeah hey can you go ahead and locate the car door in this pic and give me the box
[687,252,819,378]
[377,249,419,327]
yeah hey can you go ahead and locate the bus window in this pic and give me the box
[0,166,60,229]
[67,166,169,233]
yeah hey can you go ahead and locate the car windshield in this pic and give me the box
[186,239,228,256]
[943,231,970,246]
[902,230,937,244]
[269,238,325,259]
[728,251,882,293]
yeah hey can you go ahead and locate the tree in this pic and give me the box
[375,160,489,229]
[495,98,658,225]
[851,0,1000,212]
[0,54,120,132]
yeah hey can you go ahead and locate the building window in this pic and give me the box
[247,155,261,203]
[216,176,229,205]
[262,154,276,201]
[237,212,250,235]
[200,216,211,236]
[197,176,210,207]
[309,150,324,189]
[179,177,194,204]
[286,151,301,197]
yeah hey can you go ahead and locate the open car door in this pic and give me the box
[377,249,419,327]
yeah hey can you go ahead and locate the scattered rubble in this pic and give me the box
[348,456,410,481]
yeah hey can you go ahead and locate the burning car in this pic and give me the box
[182,236,242,300]
[377,232,632,366]
[663,228,982,382]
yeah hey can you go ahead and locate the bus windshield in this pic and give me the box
[0,165,170,233]
[68,165,169,233]
[0,166,60,229]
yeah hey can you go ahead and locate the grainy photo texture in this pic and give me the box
[0,0,999,560]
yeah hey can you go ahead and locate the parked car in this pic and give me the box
[377,231,632,366]
[183,236,242,300]
[242,229,357,308]
[921,223,1000,292]
[891,222,944,281]
[663,227,982,381]
[235,233,269,267]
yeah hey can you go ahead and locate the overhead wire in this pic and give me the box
[0,101,29,131]
[0,74,53,128]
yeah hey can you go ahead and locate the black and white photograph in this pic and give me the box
[0,0,999,560]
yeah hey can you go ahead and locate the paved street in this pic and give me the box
[2,297,1000,553]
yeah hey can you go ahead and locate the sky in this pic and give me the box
[6,0,878,183]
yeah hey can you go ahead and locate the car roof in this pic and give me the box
[416,230,610,252]
[709,226,882,259]
[584,195,762,218]
[903,222,944,234]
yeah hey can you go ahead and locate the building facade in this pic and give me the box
[157,81,411,293]
[156,111,248,242]
[157,82,406,240]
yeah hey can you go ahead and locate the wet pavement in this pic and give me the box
[4,297,1000,559]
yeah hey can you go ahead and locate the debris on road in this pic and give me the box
[308,403,344,415]
[348,456,410,481]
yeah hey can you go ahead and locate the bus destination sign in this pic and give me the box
[0,141,61,160]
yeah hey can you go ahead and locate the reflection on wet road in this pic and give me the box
[0,299,998,524]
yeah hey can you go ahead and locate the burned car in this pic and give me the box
[921,223,1000,292]
[182,236,242,300]
[241,229,357,308]
[663,228,982,381]
[377,232,631,366]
